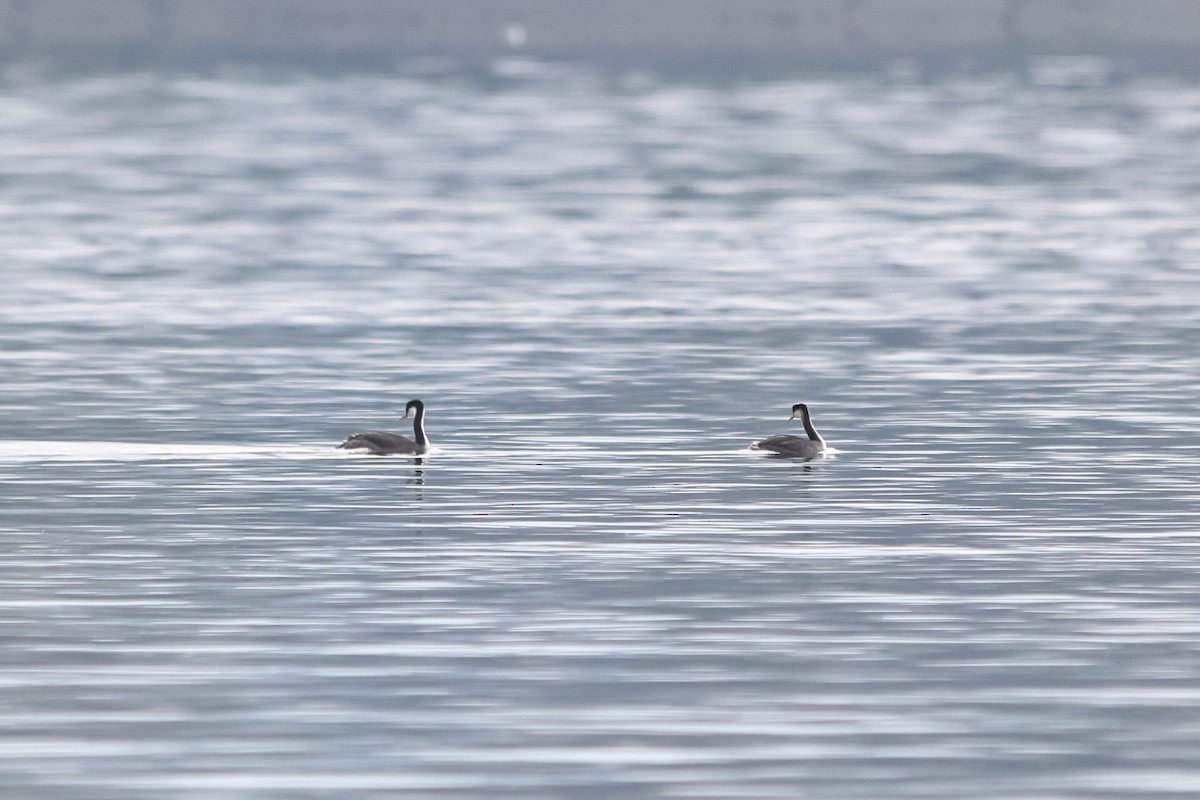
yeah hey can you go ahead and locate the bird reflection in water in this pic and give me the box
[408,457,424,488]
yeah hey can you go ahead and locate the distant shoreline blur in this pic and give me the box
[2,0,1200,75]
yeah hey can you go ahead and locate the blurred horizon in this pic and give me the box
[3,0,1200,76]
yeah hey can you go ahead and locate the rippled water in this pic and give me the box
[3,60,1200,799]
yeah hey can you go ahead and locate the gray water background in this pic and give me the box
[2,58,1199,798]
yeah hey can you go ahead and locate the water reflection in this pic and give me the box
[761,452,827,465]
[409,456,425,489]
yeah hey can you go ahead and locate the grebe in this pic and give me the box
[751,403,826,459]
[338,399,429,455]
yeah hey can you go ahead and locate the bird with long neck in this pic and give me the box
[751,403,827,459]
[338,399,429,455]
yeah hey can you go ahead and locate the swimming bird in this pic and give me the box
[751,403,827,459]
[337,399,429,455]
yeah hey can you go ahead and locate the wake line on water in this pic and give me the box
[0,440,339,463]
[0,440,837,464]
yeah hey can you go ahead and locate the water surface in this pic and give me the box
[2,60,1200,799]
